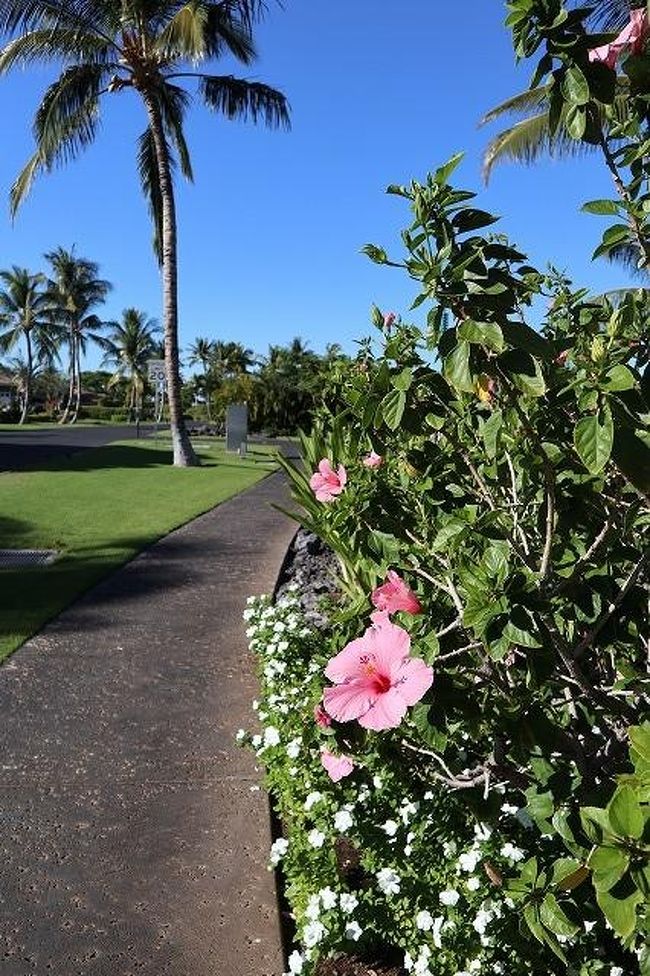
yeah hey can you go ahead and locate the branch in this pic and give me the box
[573,550,649,661]
[539,465,555,580]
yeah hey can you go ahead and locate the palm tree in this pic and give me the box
[0,266,59,423]
[211,339,256,378]
[188,336,215,419]
[45,247,110,424]
[100,308,159,420]
[0,1,290,466]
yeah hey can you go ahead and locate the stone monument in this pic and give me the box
[226,403,248,452]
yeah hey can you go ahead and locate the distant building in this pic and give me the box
[0,368,15,411]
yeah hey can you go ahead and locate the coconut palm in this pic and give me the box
[44,247,111,424]
[0,266,59,423]
[0,0,290,465]
[100,308,159,421]
[188,335,215,419]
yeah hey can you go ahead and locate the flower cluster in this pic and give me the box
[239,594,595,975]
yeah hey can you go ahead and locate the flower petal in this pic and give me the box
[357,687,407,730]
[396,657,434,706]
[324,634,373,683]
[323,679,377,723]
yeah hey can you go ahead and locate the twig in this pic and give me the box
[505,451,530,556]
[573,551,649,660]
[437,641,483,662]
[539,465,555,580]
[552,519,612,595]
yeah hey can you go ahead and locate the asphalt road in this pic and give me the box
[0,424,158,472]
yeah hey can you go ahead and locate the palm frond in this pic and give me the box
[158,82,194,180]
[483,112,594,182]
[588,0,634,30]
[0,1,120,50]
[199,73,290,128]
[137,126,173,264]
[480,85,551,126]
[0,28,116,73]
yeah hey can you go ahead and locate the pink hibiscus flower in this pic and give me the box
[363,450,383,469]
[322,615,433,731]
[383,312,397,331]
[314,702,332,728]
[371,570,422,615]
[321,749,355,782]
[589,7,648,68]
[309,458,347,503]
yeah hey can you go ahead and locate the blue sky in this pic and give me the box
[0,0,632,372]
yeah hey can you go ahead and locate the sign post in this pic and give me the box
[147,359,166,439]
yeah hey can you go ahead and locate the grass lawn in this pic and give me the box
[0,437,278,661]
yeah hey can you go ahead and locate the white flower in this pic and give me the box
[376,867,401,896]
[243,608,255,621]
[319,887,338,910]
[252,699,260,710]
[269,838,289,865]
[500,842,525,862]
[442,840,457,857]
[468,961,481,973]
[439,889,460,907]
[431,915,445,949]
[334,809,354,832]
[278,640,289,651]
[304,791,323,811]
[251,734,262,749]
[500,803,519,816]
[286,738,301,759]
[245,625,257,637]
[466,876,481,892]
[339,893,358,915]
[423,790,434,800]
[287,949,304,974]
[308,829,326,849]
[345,920,363,941]
[584,920,597,933]
[381,819,399,837]
[416,910,434,931]
[373,775,383,789]
[305,894,321,920]
[273,621,286,633]
[474,823,492,842]
[302,920,325,948]
[404,951,414,971]
[472,908,494,935]
[401,800,418,824]
[264,726,281,748]
[610,968,624,976]
[458,850,481,873]
[235,728,246,741]
[246,595,257,606]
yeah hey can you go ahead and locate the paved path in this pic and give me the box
[0,472,296,975]
[0,425,159,471]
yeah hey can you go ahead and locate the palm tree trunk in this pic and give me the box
[142,92,198,467]
[20,330,32,425]
[59,334,74,424]
[70,337,82,424]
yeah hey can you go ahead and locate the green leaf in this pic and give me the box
[362,244,388,264]
[451,208,500,233]
[523,905,547,945]
[562,65,590,105]
[443,341,474,393]
[581,805,611,843]
[392,367,413,392]
[574,406,614,474]
[601,364,635,392]
[380,389,406,431]
[499,348,547,396]
[458,320,505,352]
[596,889,642,939]
[501,322,553,361]
[552,858,588,890]
[582,199,620,216]
[590,845,630,892]
[434,152,465,186]
[540,893,580,937]
[629,724,650,764]
[608,785,644,839]
[481,408,503,460]
[565,103,587,140]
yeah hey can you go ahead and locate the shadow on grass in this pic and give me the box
[0,529,215,655]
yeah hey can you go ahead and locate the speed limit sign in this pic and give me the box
[147,359,166,383]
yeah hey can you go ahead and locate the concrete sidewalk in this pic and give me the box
[0,472,296,975]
